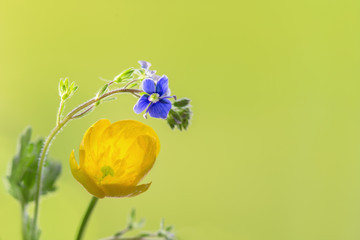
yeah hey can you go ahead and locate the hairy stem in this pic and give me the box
[32,87,143,237]
[56,99,65,125]
[71,105,94,119]
[76,197,99,240]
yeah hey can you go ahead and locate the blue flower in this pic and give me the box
[138,60,152,71]
[134,75,175,119]
[138,60,161,81]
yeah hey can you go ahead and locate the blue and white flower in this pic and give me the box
[133,75,175,119]
[138,60,161,81]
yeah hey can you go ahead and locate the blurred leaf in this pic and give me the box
[41,161,61,196]
[6,127,62,204]
[165,225,174,232]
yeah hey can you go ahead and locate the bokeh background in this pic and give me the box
[1,0,360,239]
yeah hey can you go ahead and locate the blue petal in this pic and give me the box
[153,74,161,82]
[142,79,156,94]
[155,75,169,96]
[133,95,150,114]
[148,99,172,119]
[138,60,151,70]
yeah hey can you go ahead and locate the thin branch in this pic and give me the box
[71,105,94,119]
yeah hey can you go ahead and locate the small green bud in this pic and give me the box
[96,84,109,98]
[114,68,135,83]
[58,78,78,101]
[61,93,69,100]
[64,78,69,89]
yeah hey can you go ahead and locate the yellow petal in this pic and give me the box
[101,182,152,198]
[69,150,105,198]
[80,119,111,168]
[99,120,160,161]
[101,134,158,186]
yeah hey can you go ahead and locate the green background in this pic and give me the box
[1,0,360,239]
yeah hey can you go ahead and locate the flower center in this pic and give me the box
[101,165,114,180]
[148,93,160,103]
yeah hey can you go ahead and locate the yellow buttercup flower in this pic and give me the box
[70,119,160,198]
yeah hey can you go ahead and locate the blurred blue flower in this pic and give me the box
[138,60,161,81]
[134,75,175,119]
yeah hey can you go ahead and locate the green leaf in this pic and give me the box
[96,84,109,98]
[72,85,79,93]
[114,68,135,83]
[64,78,69,89]
[6,127,62,204]
[167,117,176,130]
[169,109,182,124]
[41,161,61,196]
[173,98,191,108]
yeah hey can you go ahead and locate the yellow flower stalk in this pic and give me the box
[70,119,160,198]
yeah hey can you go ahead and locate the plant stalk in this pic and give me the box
[76,197,99,240]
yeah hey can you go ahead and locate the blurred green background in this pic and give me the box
[1,0,360,239]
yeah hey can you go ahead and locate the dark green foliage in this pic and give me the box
[7,127,61,205]
[167,98,192,131]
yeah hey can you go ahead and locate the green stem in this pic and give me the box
[31,87,143,237]
[76,197,99,240]
[56,99,65,125]
[21,203,27,240]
